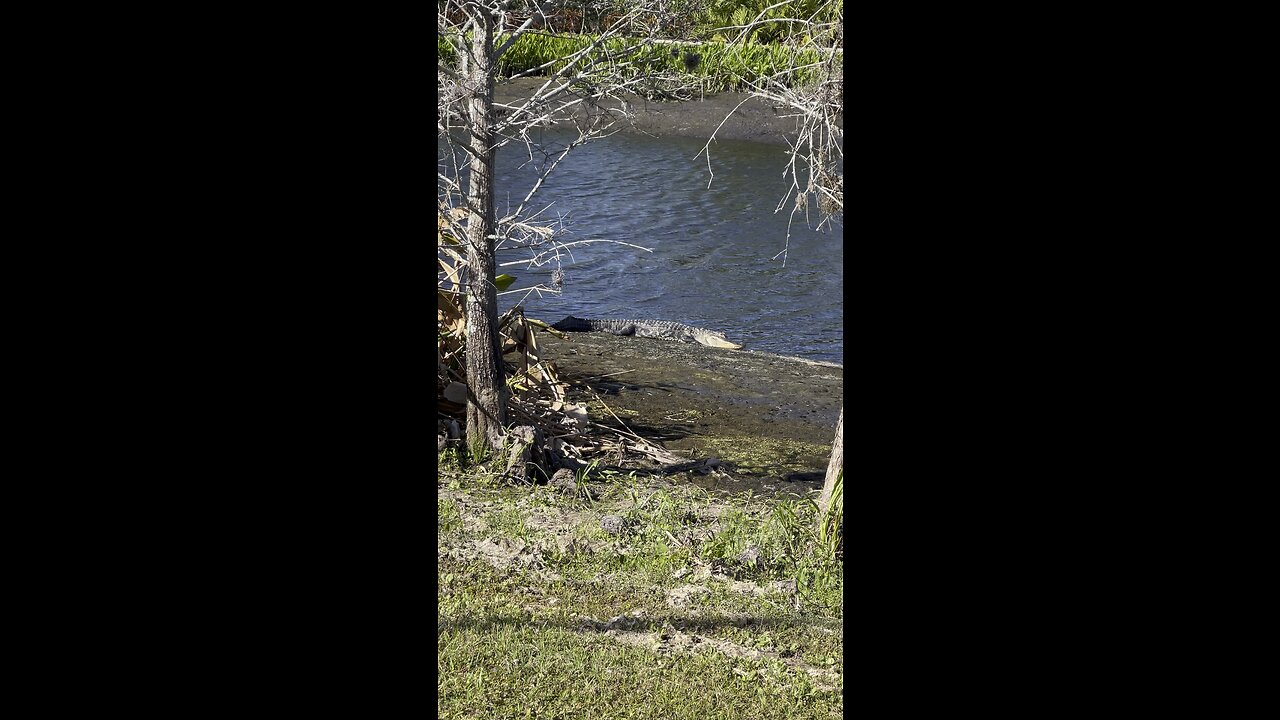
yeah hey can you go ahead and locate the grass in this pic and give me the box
[439,558,838,719]
[438,455,843,718]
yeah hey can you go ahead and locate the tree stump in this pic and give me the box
[503,425,550,483]
[816,406,844,533]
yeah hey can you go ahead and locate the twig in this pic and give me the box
[586,389,663,449]
[578,369,637,381]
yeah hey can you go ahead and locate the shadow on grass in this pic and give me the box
[438,611,839,636]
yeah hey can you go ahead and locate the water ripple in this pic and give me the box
[478,130,843,364]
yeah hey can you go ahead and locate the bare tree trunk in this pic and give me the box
[463,17,508,454]
[817,405,843,527]
[441,1,730,458]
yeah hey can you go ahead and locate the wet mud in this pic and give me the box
[536,330,843,497]
[494,76,815,146]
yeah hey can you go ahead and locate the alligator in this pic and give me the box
[550,315,743,349]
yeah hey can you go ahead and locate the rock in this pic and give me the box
[549,468,596,500]
[600,514,628,535]
[550,468,577,492]
[736,545,763,571]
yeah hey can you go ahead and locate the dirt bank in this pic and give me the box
[493,76,811,146]
[536,329,843,497]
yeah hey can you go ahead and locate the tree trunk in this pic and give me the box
[463,18,508,455]
[817,406,843,528]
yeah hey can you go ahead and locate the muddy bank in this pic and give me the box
[494,76,811,146]
[537,330,842,496]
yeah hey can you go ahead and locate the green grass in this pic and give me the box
[438,556,839,720]
[439,497,463,533]
[438,468,843,718]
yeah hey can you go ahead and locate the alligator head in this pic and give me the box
[693,329,743,350]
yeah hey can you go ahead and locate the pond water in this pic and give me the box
[443,129,844,364]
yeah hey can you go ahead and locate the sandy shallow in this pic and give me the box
[491,76,813,146]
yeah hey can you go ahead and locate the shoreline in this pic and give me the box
[537,331,842,495]
[491,76,817,146]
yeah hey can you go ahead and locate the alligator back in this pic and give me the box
[550,315,742,349]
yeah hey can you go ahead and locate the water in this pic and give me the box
[443,129,844,364]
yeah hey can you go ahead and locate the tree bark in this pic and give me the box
[463,17,508,454]
[817,405,843,528]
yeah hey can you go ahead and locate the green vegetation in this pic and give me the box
[438,32,837,92]
[438,454,843,719]
[696,0,842,44]
[690,434,831,478]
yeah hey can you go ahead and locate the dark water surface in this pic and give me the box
[449,129,843,364]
